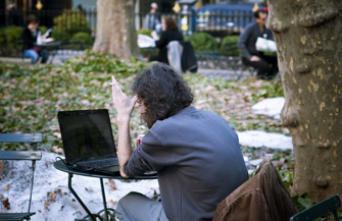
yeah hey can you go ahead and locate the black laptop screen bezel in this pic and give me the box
[57,109,117,165]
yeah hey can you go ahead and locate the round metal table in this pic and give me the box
[54,160,157,221]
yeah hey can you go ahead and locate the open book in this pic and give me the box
[37,29,54,45]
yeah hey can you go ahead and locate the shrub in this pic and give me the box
[53,10,91,42]
[138,29,152,36]
[51,30,70,43]
[70,32,93,46]
[219,35,239,57]
[39,26,48,36]
[3,26,23,49]
[0,26,23,56]
[186,32,219,52]
[0,28,6,53]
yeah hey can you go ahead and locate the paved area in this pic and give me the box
[198,68,255,80]
[50,50,85,64]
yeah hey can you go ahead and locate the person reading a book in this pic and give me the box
[238,4,278,79]
[22,15,49,64]
[111,63,248,221]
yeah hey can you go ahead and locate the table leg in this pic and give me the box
[68,173,97,221]
[100,178,109,221]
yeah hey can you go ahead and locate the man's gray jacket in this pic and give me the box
[125,106,248,221]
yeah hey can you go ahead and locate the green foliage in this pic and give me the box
[138,29,152,36]
[186,32,219,52]
[0,52,146,150]
[51,30,70,43]
[219,35,239,56]
[186,32,239,57]
[292,194,313,211]
[39,26,48,35]
[0,26,23,55]
[65,50,145,76]
[3,26,22,46]
[251,78,284,102]
[70,32,93,46]
[53,10,91,42]
[0,28,6,49]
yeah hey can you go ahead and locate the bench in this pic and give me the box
[0,57,31,64]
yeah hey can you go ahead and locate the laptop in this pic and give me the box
[57,109,157,178]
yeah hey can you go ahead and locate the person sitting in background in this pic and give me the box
[22,15,49,64]
[143,2,161,34]
[238,5,278,79]
[150,16,183,65]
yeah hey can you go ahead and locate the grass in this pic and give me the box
[1,57,286,149]
[0,54,306,209]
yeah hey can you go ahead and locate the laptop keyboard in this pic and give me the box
[76,158,118,169]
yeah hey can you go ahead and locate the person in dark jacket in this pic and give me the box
[238,6,278,79]
[150,16,183,64]
[22,15,49,64]
[143,2,161,33]
[111,63,248,221]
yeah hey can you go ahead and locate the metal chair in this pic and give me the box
[290,195,341,221]
[0,133,42,221]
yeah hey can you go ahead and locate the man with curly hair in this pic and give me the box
[112,63,248,221]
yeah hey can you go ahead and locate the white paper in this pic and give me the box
[138,34,156,48]
[255,37,277,52]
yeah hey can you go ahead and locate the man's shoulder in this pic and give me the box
[151,107,224,132]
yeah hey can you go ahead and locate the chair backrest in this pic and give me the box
[290,195,341,221]
[0,133,42,143]
[0,133,42,216]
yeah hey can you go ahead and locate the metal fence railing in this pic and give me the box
[196,10,253,34]
[0,8,253,57]
[0,9,97,33]
[0,9,253,34]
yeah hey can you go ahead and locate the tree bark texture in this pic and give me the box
[268,0,342,202]
[93,0,137,60]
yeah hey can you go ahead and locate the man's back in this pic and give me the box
[139,106,248,221]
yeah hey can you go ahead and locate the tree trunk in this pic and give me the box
[93,0,137,60]
[268,0,342,202]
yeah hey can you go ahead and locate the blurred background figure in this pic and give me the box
[6,1,22,26]
[238,3,278,80]
[143,2,161,34]
[150,16,183,66]
[22,15,49,64]
[77,4,86,15]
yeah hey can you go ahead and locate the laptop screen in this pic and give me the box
[57,109,116,164]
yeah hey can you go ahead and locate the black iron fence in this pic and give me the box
[0,9,253,34]
[0,9,252,57]
[0,9,97,31]
[196,10,253,35]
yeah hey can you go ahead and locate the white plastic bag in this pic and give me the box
[255,37,277,52]
[137,34,156,48]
